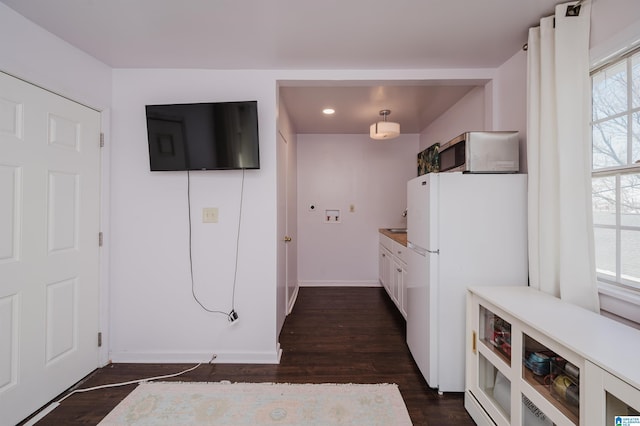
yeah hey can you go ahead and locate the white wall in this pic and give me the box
[6,0,635,367]
[491,50,528,172]
[107,68,494,363]
[109,69,280,363]
[419,86,486,150]
[417,54,528,172]
[590,0,640,52]
[297,134,418,286]
[0,4,112,109]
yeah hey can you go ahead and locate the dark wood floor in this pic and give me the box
[23,287,475,425]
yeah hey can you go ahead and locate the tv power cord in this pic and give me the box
[186,169,245,324]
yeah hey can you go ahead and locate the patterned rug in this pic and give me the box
[98,381,413,425]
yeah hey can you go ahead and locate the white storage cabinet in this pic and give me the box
[465,286,640,426]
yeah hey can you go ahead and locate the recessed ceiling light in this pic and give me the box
[322,108,335,115]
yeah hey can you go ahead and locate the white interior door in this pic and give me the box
[276,131,288,332]
[0,72,101,425]
[285,133,297,313]
[277,129,297,331]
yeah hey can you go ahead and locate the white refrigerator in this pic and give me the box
[406,172,528,393]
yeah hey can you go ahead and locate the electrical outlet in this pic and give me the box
[202,207,219,223]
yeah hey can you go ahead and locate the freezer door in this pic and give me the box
[406,246,439,388]
[406,174,438,251]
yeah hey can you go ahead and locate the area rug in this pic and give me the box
[98,381,412,425]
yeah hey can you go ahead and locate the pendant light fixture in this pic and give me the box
[370,109,400,140]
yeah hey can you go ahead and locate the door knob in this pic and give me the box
[284,236,292,242]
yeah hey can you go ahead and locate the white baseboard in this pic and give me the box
[299,280,381,287]
[287,285,299,315]
[109,345,282,365]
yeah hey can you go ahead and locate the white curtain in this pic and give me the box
[526,1,599,312]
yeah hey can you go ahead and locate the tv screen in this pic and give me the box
[145,101,260,171]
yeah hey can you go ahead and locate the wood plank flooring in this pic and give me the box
[21,287,475,425]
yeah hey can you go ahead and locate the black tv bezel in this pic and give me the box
[145,100,260,171]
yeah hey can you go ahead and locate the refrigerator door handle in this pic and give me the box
[407,241,439,256]
[407,241,425,255]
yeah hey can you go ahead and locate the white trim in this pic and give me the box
[298,280,380,287]
[109,345,283,365]
[286,285,299,315]
[99,109,111,367]
[598,282,640,327]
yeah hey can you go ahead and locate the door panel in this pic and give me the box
[285,132,297,312]
[0,165,20,262]
[0,294,18,392]
[0,72,101,425]
[48,171,79,252]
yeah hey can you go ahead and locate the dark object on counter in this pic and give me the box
[417,143,439,176]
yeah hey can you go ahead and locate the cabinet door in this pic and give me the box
[520,332,581,426]
[584,361,640,426]
[392,257,402,306]
[467,295,513,425]
[400,266,408,318]
[379,245,392,294]
[378,245,386,285]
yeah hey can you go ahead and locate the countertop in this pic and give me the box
[379,228,407,246]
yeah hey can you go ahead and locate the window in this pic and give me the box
[591,48,640,291]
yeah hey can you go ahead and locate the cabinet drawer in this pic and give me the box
[392,240,407,263]
[379,234,393,251]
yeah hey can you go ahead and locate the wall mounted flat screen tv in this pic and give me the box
[146,101,260,171]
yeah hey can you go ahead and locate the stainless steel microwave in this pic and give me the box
[438,131,519,173]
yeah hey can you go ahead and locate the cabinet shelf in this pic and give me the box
[480,338,511,367]
[522,366,579,425]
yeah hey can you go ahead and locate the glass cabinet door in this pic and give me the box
[478,352,511,421]
[522,334,579,425]
[474,304,513,424]
[586,360,640,426]
[521,395,555,426]
[479,305,512,365]
[607,392,640,421]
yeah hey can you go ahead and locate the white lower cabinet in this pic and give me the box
[465,286,640,426]
[379,234,407,319]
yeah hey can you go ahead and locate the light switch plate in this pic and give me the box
[202,207,219,223]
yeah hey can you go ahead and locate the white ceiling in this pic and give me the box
[279,82,484,134]
[1,0,561,134]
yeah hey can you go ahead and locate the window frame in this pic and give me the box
[591,45,640,323]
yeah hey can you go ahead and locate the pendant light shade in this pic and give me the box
[370,110,400,140]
